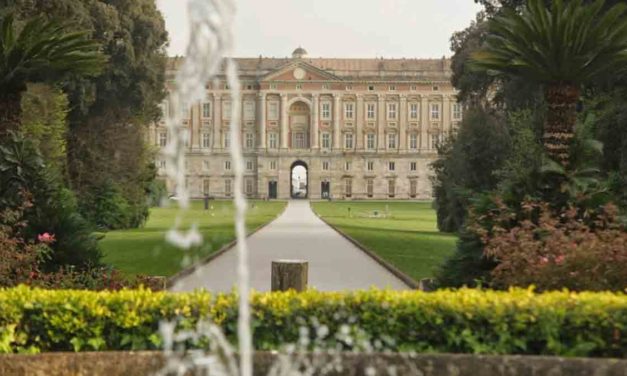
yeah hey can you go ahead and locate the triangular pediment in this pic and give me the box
[261,61,342,82]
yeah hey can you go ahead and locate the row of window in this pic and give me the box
[269,83,441,92]
[159,159,422,173]
[159,131,445,150]
[166,101,463,123]
[196,178,420,198]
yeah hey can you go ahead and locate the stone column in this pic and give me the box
[442,95,451,134]
[399,95,407,153]
[213,94,222,149]
[311,94,319,149]
[280,94,289,149]
[258,93,266,150]
[333,94,341,149]
[377,95,386,151]
[356,94,364,150]
[420,96,429,150]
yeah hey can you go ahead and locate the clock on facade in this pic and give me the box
[293,68,306,80]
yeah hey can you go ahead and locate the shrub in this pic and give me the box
[0,287,625,357]
[479,200,627,292]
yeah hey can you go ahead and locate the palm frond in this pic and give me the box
[470,0,627,84]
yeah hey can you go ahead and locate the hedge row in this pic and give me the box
[0,286,625,357]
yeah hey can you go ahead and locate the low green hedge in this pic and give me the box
[0,286,625,357]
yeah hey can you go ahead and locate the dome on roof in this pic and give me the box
[292,47,308,59]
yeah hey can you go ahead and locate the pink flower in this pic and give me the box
[539,256,549,265]
[38,233,56,244]
[555,255,565,264]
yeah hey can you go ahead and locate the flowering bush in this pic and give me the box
[474,199,627,291]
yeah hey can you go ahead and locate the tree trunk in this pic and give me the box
[544,83,580,166]
[0,91,24,136]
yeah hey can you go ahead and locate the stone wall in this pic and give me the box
[1,351,625,376]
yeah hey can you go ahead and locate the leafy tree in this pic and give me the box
[432,107,511,232]
[20,84,69,175]
[0,13,105,133]
[471,0,627,166]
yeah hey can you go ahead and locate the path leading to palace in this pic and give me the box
[170,200,409,292]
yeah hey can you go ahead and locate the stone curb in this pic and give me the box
[166,201,288,288]
[310,202,419,290]
[2,351,626,376]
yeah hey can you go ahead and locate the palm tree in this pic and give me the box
[0,14,106,133]
[471,0,627,166]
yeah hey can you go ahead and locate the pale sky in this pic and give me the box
[156,0,482,58]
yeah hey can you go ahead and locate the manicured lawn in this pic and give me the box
[311,201,457,281]
[101,200,286,276]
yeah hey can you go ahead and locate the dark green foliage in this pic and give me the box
[4,0,168,229]
[80,180,133,230]
[0,132,100,269]
[432,107,511,232]
[1,287,625,357]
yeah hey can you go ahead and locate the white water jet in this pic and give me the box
[163,0,251,375]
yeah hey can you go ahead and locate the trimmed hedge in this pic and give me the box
[0,286,625,357]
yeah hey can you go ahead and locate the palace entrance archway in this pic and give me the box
[290,160,308,199]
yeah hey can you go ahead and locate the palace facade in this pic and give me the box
[148,48,461,200]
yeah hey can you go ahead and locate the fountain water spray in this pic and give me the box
[163,0,251,375]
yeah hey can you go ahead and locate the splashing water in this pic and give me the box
[163,0,251,375]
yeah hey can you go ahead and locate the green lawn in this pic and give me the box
[101,200,286,276]
[311,201,457,281]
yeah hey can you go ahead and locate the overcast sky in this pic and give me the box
[156,0,482,59]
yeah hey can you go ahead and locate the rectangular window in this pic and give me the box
[203,179,210,195]
[223,132,230,148]
[367,161,374,171]
[344,133,354,149]
[410,179,417,197]
[246,160,254,171]
[224,160,231,170]
[322,161,330,171]
[225,179,232,196]
[389,85,396,91]
[367,103,376,119]
[367,134,376,150]
[453,103,462,120]
[344,103,354,119]
[389,161,395,171]
[410,103,419,119]
[203,160,210,171]
[368,85,375,91]
[245,179,254,195]
[345,179,352,197]
[345,85,353,90]
[409,134,418,150]
[367,179,374,197]
[202,132,211,148]
[270,160,277,170]
[159,131,167,147]
[245,133,254,149]
[268,102,279,121]
[222,101,231,120]
[295,84,302,90]
[181,101,189,117]
[158,160,166,169]
[431,103,440,120]
[269,84,277,90]
[160,100,169,118]
[410,85,417,91]
[202,102,211,118]
[244,101,255,121]
[388,180,395,197]
[321,103,331,119]
[431,133,440,149]
[388,133,397,149]
[387,103,397,120]
[410,162,417,171]
[268,132,278,149]
[293,132,306,149]
[322,133,331,149]
[345,161,351,171]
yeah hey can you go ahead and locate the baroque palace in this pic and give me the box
[149,47,461,200]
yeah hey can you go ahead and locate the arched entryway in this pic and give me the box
[290,160,308,199]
